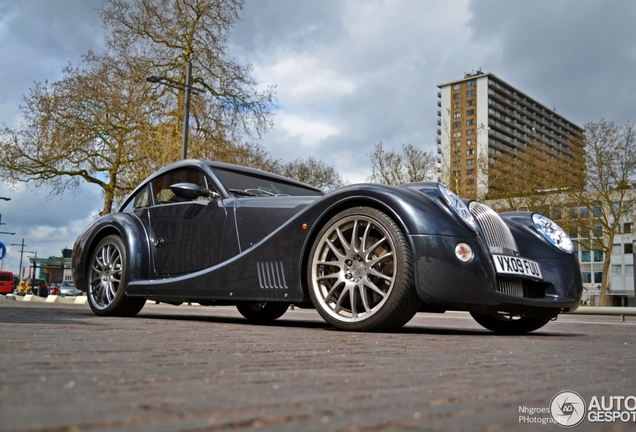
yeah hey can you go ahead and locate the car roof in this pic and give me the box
[120,159,323,210]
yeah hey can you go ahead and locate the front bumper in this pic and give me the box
[410,234,582,315]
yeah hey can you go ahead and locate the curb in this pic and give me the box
[6,293,88,304]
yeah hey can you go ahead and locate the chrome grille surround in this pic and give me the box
[468,201,518,255]
[469,202,524,297]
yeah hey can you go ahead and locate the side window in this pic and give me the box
[121,186,151,212]
[132,186,151,209]
[151,169,211,205]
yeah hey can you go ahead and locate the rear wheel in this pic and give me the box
[87,235,145,317]
[470,311,551,334]
[236,303,289,323]
[308,207,421,331]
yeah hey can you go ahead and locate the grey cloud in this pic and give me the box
[468,0,636,124]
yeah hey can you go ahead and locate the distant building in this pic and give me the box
[27,248,73,284]
[576,219,634,306]
[436,70,585,198]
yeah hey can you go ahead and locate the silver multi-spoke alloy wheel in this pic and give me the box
[86,235,145,317]
[308,207,421,331]
[89,240,123,311]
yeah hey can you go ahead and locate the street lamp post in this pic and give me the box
[146,59,205,160]
[0,214,15,236]
[11,238,31,279]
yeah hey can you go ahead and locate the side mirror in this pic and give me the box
[170,182,213,200]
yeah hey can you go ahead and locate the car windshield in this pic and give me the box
[212,167,322,197]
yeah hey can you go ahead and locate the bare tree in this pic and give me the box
[367,142,436,185]
[0,54,162,214]
[0,0,276,214]
[279,156,345,193]
[563,120,636,306]
[101,0,275,158]
[486,138,581,212]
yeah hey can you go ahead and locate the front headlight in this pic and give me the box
[438,184,477,231]
[532,214,574,253]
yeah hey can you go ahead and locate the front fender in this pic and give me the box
[71,212,151,291]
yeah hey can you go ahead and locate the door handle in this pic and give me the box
[154,238,165,248]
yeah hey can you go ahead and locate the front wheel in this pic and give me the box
[470,311,551,334]
[307,206,421,331]
[87,235,145,317]
[236,303,289,323]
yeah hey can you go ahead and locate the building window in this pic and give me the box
[466,139,473,146]
[466,169,474,175]
[466,90,475,97]
[453,131,461,138]
[466,119,475,126]
[626,265,634,275]
[612,265,622,275]
[455,141,461,147]
[455,161,461,167]
[466,158,475,165]
[625,222,633,233]
[453,112,461,118]
[453,121,461,128]
[466,178,475,185]
[569,207,578,219]
[581,250,590,262]
[455,151,461,157]
[582,272,591,283]
[453,93,461,99]
[580,206,590,218]
[593,225,603,238]
[466,100,475,106]
[625,243,633,254]
[454,84,461,90]
[466,80,474,87]
[453,102,461,109]
[467,149,475,155]
[453,170,460,177]
[594,272,603,283]
[466,109,475,116]
[466,129,475,135]
[612,244,622,255]
[593,251,604,262]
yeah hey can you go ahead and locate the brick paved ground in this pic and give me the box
[0,297,634,432]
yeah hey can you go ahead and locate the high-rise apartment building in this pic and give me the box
[436,70,585,198]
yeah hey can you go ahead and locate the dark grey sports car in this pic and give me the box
[72,159,582,333]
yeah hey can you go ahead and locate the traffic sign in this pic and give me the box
[0,242,6,261]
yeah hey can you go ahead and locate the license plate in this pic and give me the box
[492,255,543,280]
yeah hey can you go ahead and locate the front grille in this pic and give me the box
[469,202,525,297]
[469,201,518,255]
[497,277,524,297]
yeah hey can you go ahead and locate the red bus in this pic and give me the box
[0,271,14,294]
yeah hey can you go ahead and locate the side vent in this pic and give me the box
[257,260,288,289]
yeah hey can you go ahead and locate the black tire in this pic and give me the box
[87,235,145,317]
[470,312,551,334]
[307,206,421,331]
[236,303,289,323]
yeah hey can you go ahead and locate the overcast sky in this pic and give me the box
[1,0,635,275]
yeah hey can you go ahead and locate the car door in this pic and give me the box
[147,168,227,276]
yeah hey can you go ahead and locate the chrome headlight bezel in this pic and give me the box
[438,184,478,232]
[532,213,574,253]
